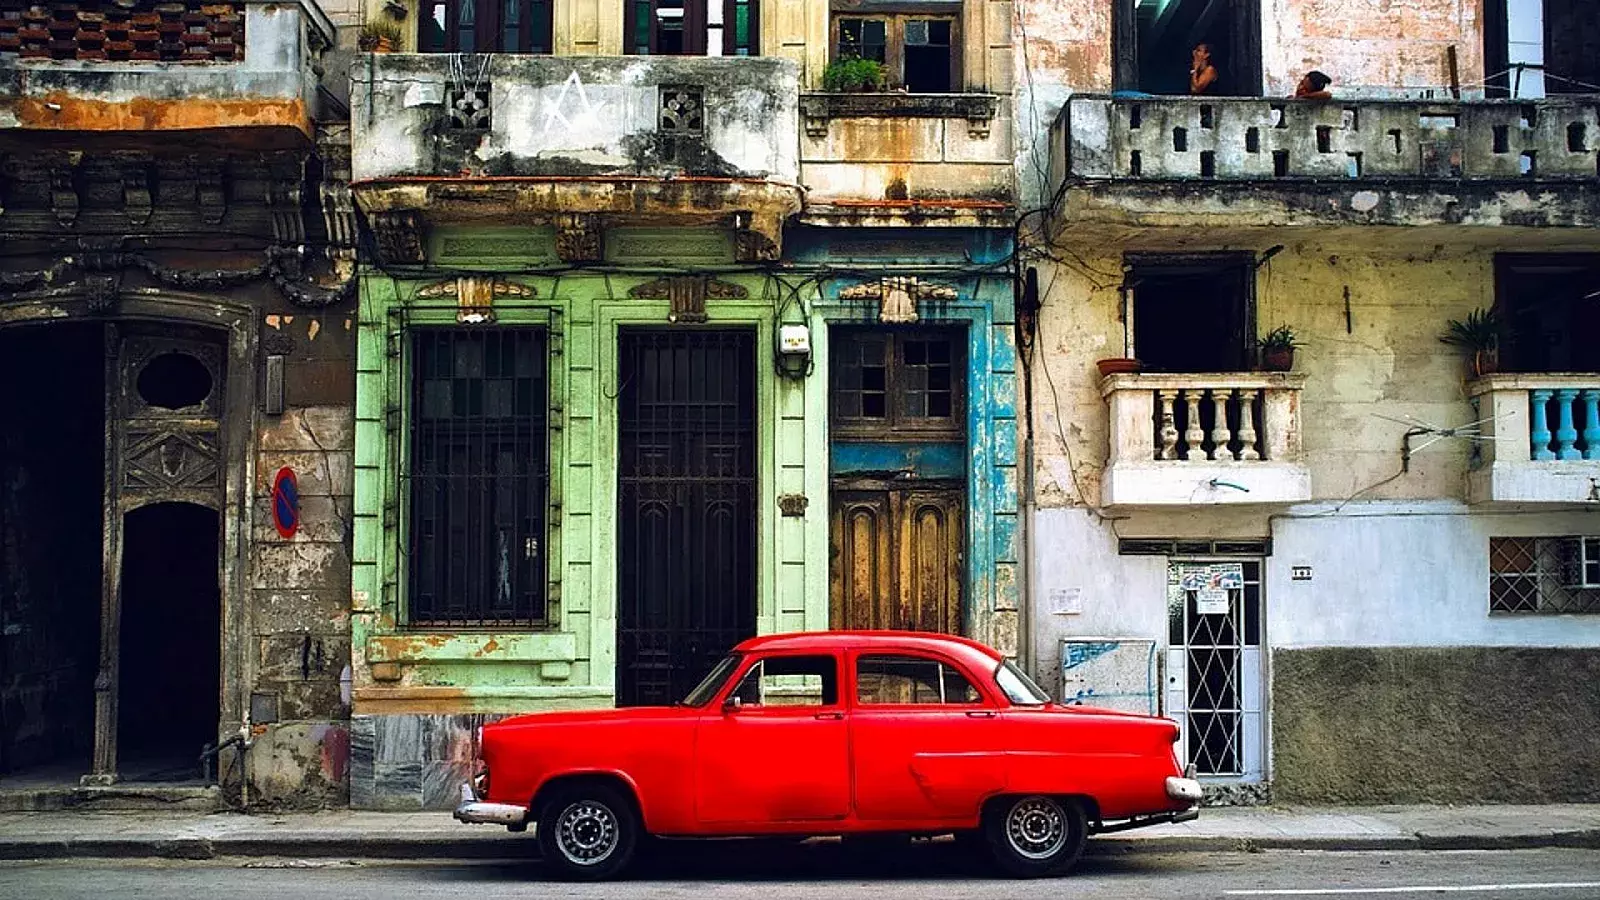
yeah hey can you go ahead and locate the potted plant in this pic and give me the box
[1439,307,1500,378]
[1257,325,1299,372]
[358,19,403,52]
[822,58,887,93]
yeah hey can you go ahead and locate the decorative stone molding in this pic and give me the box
[839,276,959,324]
[416,276,535,324]
[555,214,602,263]
[370,211,426,265]
[628,275,747,323]
[0,246,355,310]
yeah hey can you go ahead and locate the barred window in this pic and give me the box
[408,329,549,626]
[1489,536,1600,615]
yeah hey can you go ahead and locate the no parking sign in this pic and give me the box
[271,467,300,539]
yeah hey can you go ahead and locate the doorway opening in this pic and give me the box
[0,324,105,787]
[615,330,757,707]
[1114,0,1263,96]
[1496,254,1600,374]
[1165,558,1265,780]
[116,502,220,782]
[1484,0,1600,97]
[1129,255,1256,373]
[828,326,968,635]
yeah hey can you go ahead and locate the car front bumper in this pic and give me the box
[452,782,529,827]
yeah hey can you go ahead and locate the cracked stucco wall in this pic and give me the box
[247,311,355,809]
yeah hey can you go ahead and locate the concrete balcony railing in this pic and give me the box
[1469,375,1600,504]
[0,0,334,142]
[1051,96,1600,230]
[350,55,802,262]
[797,92,1013,226]
[1100,372,1310,508]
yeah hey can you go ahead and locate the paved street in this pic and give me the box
[2,847,1599,899]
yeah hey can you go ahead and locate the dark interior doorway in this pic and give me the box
[0,325,105,784]
[1115,0,1263,96]
[117,502,220,782]
[1497,254,1600,373]
[1131,257,1255,373]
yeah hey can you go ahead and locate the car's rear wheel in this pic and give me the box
[982,795,1087,878]
[536,783,639,881]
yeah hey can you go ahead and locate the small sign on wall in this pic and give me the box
[1049,587,1083,615]
[271,467,300,539]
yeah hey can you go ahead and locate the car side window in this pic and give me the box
[729,655,839,707]
[856,655,982,705]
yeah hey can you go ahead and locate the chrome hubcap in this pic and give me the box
[1005,797,1067,860]
[554,799,620,866]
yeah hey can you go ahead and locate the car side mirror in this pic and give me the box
[722,696,743,714]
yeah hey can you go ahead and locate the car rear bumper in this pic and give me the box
[1165,776,1204,803]
[1093,806,1200,835]
[453,783,529,827]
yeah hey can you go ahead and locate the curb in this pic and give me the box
[0,829,1596,861]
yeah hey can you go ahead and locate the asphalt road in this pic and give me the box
[2,846,1599,899]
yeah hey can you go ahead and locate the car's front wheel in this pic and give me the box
[982,795,1087,878]
[536,783,639,881]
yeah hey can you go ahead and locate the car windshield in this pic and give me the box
[994,659,1051,706]
[680,653,742,707]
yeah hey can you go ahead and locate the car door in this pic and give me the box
[693,651,852,826]
[848,650,1009,822]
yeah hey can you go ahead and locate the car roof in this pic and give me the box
[732,631,1004,668]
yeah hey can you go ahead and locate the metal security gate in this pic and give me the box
[616,330,756,707]
[1165,559,1264,779]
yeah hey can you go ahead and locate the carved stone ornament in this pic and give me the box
[628,276,748,323]
[555,214,603,263]
[417,276,536,324]
[370,211,427,265]
[838,277,960,324]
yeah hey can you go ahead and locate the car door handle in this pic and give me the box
[814,712,844,721]
[965,711,997,719]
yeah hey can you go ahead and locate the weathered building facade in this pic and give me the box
[0,0,358,807]
[343,2,1021,808]
[1018,0,1600,804]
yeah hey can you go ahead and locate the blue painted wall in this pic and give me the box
[789,226,1021,647]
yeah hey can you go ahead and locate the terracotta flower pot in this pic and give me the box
[1470,349,1499,378]
[1096,357,1141,377]
[1261,346,1295,372]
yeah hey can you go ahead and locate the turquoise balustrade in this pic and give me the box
[1530,387,1600,461]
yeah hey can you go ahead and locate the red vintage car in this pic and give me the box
[455,631,1201,879]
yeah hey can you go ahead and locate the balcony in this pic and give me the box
[1100,373,1310,508]
[0,0,334,147]
[798,92,1012,227]
[350,55,802,263]
[1050,96,1600,234]
[1468,375,1600,505]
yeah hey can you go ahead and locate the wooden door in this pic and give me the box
[830,488,963,634]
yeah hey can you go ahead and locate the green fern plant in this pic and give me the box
[822,58,887,93]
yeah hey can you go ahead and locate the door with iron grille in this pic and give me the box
[1164,559,1264,780]
[617,330,756,707]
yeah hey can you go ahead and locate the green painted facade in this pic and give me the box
[351,227,828,714]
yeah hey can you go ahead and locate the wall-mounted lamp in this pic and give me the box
[776,323,812,378]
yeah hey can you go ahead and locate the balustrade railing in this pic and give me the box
[1156,385,1266,461]
[1529,387,1600,460]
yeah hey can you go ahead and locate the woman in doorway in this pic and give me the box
[1190,43,1219,94]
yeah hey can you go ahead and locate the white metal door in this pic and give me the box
[1164,559,1264,780]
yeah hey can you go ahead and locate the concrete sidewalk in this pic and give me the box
[0,804,1596,861]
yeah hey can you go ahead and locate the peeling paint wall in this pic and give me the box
[248,309,357,808]
[349,56,800,182]
[1261,0,1482,98]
